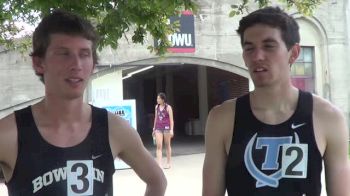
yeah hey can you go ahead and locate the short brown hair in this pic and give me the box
[30,9,99,82]
[237,6,300,50]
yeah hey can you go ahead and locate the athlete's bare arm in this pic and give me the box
[153,105,158,131]
[167,105,174,136]
[108,113,167,196]
[202,99,236,196]
[313,95,350,195]
[0,113,18,182]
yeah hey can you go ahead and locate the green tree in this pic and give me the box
[0,0,323,56]
[230,0,324,17]
[0,0,197,55]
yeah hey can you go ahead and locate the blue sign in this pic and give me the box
[104,105,134,129]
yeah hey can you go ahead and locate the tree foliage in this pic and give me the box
[230,0,324,17]
[0,0,197,55]
[0,0,323,56]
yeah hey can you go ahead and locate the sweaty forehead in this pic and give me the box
[48,33,93,49]
[243,24,283,44]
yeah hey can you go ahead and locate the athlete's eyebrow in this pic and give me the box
[243,38,278,46]
[262,38,278,44]
[242,41,253,47]
[51,47,92,54]
[52,46,91,50]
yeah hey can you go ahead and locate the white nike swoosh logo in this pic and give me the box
[92,154,103,160]
[291,123,306,129]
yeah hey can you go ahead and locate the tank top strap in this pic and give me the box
[14,106,32,128]
[89,106,111,156]
[14,106,41,151]
[292,90,313,122]
[234,93,250,124]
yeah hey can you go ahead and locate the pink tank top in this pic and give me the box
[155,104,170,130]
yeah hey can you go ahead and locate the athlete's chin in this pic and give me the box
[252,81,272,88]
[252,76,272,85]
[64,91,85,100]
[66,85,87,98]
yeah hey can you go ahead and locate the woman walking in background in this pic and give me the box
[153,92,174,169]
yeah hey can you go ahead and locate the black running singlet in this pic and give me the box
[7,106,115,196]
[225,90,322,196]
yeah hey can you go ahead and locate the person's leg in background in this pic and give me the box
[155,131,164,167]
[164,132,172,169]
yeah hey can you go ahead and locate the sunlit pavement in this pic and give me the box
[0,153,327,195]
[114,153,204,196]
[0,183,6,196]
[114,153,327,196]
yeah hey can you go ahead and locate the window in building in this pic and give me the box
[291,46,315,92]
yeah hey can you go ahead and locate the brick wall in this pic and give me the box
[207,67,249,109]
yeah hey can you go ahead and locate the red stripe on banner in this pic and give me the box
[168,48,195,53]
[182,10,193,15]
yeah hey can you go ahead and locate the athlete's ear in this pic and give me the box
[32,56,45,75]
[92,63,96,74]
[289,43,300,65]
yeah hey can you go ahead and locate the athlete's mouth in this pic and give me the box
[65,78,83,83]
[253,67,267,72]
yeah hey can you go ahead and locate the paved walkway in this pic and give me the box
[114,153,327,196]
[0,154,204,196]
[0,153,327,195]
[114,153,204,196]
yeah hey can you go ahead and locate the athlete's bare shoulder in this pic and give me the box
[107,111,132,132]
[0,112,18,178]
[0,113,17,152]
[0,112,16,132]
[312,94,344,123]
[107,111,143,158]
[209,98,237,122]
[206,98,237,153]
[312,94,348,154]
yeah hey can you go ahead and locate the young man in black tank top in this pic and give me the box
[203,7,350,196]
[0,10,166,195]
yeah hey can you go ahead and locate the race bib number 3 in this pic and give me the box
[67,160,94,196]
[281,144,308,179]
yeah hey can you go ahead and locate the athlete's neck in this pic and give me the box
[250,86,299,112]
[34,97,90,124]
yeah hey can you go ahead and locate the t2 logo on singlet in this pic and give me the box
[244,133,308,188]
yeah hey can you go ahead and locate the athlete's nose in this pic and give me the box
[70,53,83,71]
[251,48,265,62]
